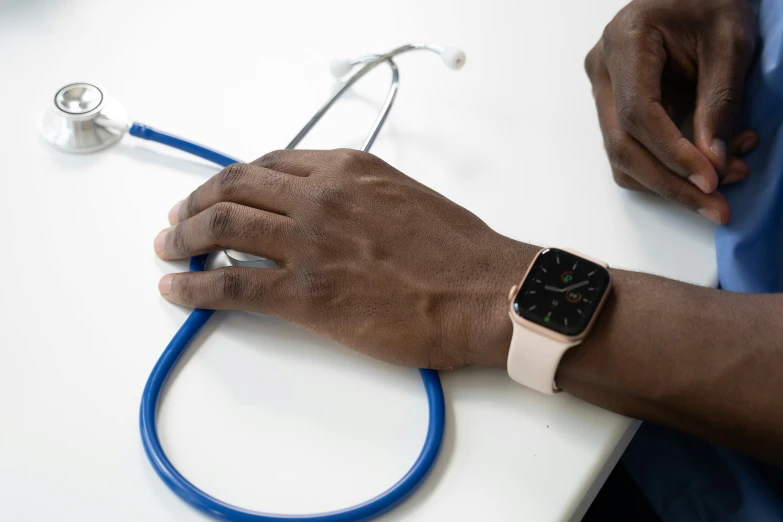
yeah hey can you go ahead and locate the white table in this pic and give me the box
[0,0,719,520]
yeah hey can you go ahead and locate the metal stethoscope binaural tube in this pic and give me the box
[40,43,465,522]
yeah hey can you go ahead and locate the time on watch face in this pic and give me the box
[513,249,610,336]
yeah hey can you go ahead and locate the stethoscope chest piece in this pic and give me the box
[40,82,129,154]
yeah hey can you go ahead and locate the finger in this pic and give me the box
[171,163,304,225]
[591,59,730,223]
[588,56,649,196]
[719,130,758,185]
[250,149,325,176]
[587,47,650,195]
[720,157,750,186]
[728,129,758,157]
[693,28,756,171]
[156,203,294,262]
[603,28,719,193]
[610,166,649,192]
[619,138,731,224]
[159,266,290,314]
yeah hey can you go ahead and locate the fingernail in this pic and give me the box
[728,160,749,180]
[154,228,169,255]
[698,208,721,225]
[688,174,711,193]
[739,136,757,156]
[159,274,173,296]
[710,139,726,163]
[169,201,184,225]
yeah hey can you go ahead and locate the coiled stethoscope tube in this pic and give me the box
[42,44,465,521]
[140,251,446,522]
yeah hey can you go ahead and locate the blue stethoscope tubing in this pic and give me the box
[135,121,446,522]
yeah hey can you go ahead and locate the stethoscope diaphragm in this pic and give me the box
[40,82,129,154]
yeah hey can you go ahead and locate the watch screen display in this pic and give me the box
[513,248,610,336]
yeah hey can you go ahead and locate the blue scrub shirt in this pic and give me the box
[621,1,783,520]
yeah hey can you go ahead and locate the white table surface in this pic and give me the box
[0,0,719,520]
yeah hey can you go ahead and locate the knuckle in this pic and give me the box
[655,182,684,203]
[207,202,237,239]
[600,4,657,56]
[256,149,285,169]
[332,148,371,171]
[184,183,210,219]
[600,11,636,54]
[175,276,196,303]
[600,20,620,55]
[334,147,363,159]
[707,86,742,114]
[616,98,643,132]
[733,30,754,55]
[170,225,188,255]
[604,132,632,171]
[721,21,756,55]
[310,182,344,208]
[183,195,198,221]
[611,169,634,189]
[628,25,662,50]
[216,163,250,198]
[583,44,601,79]
[216,269,245,301]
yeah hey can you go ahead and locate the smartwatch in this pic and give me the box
[507,248,612,394]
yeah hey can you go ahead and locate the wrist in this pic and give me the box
[462,236,539,368]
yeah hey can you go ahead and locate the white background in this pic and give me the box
[0,0,718,520]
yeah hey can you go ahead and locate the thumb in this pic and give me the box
[693,40,754,173]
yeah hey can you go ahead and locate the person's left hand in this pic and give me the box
[154,149,533,369]
[584,0,759,224]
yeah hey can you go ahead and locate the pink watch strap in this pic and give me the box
[507,320,579,394]
[505,248,608,395]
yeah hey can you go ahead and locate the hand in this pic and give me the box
[584,0,759,224]
[154,149,536,369]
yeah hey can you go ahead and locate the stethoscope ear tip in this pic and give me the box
[40,82,130,154]
[440,47,466,70]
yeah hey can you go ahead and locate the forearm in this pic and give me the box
[154,148,782,465]
[488,240,783,466]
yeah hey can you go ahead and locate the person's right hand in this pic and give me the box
[155,150,532,370]
[585,0,758,224]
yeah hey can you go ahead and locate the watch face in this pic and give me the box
[513,249,610,336]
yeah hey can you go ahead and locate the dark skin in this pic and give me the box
[585,0,759,224]
[155,150,527,370]
[155,149,783,468]
[151,0,782,468]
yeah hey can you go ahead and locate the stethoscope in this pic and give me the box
[40,43,465,522]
